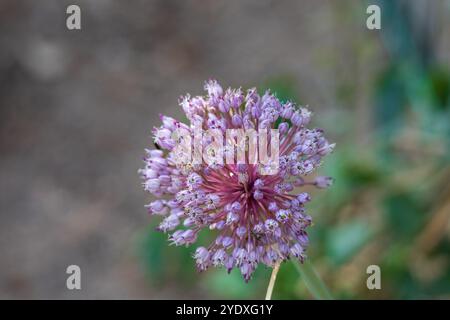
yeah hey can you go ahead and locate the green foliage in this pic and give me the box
[138,222,198,287]
[260,75,301,104]
[326,220,373,266]
[384,192,427,240]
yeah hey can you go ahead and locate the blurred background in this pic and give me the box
[0,0,449,299]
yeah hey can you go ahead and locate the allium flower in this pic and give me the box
[139,80,335,282]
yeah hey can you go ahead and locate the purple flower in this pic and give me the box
[268,202,278,212]
[314,176,334,189]
[253,189,264,200]
[139,80,334,281]
[186,172,203,189]
[204,79,223,98]
[231,114,243,127]
[281,102,294,119]
[297,192,311,204]
[276,209,291,223]
[278,122,289,135]
[253,178,264,189]
[146,200,166,215]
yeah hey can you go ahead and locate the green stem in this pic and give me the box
[294,260,333,300]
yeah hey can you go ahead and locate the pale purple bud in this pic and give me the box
[204,79,223,97]
[182,229,197,244]
[205,194,220,209]
[297,232,309,246]
[212,249,227,266]
[291,110,302,126]
[231,114,243,127]
[138,167,157,179]
[230,201,242,212]
[290,198,301,210]
[268,202,278,212]
[293,177,305,186]
[240,263,252,282]
[276,209,290,223]
[163,214,180,230]
[278,122,289,135]
[248,250,259,267]
[243,115,255,130]
[183,217,195,227]
[226,212,239,225]
[253,190,264,200]
[236,226,247,238]
[225,256,234,273]
[279,243,290,257]
[160,115,178,131]
[314,176,334,189]
[297,192,311,204]
[194,247,210,263]
[169,230,185,245]
[258,119,271,130]
[147,149,164,158]
[290,243,305,260]
[234,248,248,266]
[281,103,294,119]
[264,249,279,265]
[264,219,279,233]
[251,105,261,118]
[158,175,171,184]
[253,223,265,234]
[215,220,225,230]
[222,236,233,248]
[299,108,311,125]
[284,183,293,192]
[253,178,264,189]
[144,179,160,192]
[302,160,314,174]
[318,143,336,156]
[146,200,167,215]
[186,172,203,189]
[218,100,230,113]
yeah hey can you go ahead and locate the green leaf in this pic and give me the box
[293,260,333,300]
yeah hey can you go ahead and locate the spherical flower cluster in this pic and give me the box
[139,80,334,282]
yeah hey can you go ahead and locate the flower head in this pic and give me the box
[139,80,334,281]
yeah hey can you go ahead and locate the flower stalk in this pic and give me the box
[265,262,281,300]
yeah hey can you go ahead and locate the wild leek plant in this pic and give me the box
[139,80,334,298]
